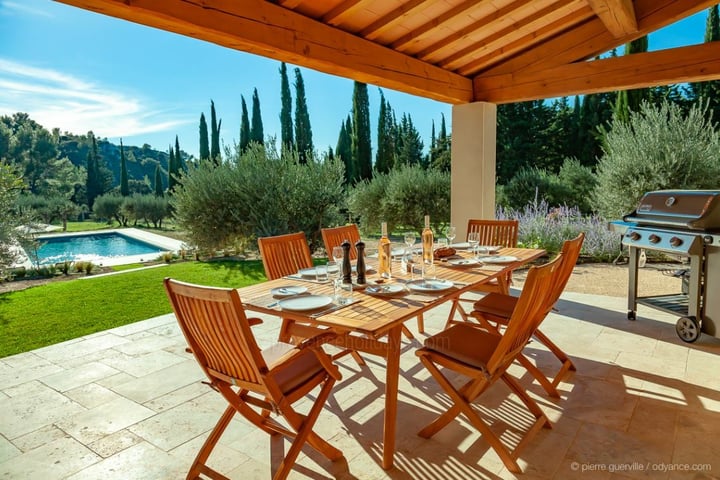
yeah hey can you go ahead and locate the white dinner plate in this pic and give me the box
[479,255,519,264]
[298,266,321,278]
[446,258,482,267]
[449,242,470,249]
[365,284,405,295]
[476,245,502,254]
[279,295,333,311]
[407,279,454,292]
[271,285,308,297]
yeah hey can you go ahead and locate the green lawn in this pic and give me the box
[0,259,267,358]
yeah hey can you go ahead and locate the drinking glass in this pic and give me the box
[404,231,416,257]
[326,261,341,300]
[332,246,344,263]
[316,264,328,282]
[446,226,456,245]
[468,232,480,259]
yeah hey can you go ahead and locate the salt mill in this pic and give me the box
[341,240,352,284]
[355,241,366,284]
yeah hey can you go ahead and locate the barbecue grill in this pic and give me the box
[610,190,720,343]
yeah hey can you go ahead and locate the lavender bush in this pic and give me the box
[498,199,620,262]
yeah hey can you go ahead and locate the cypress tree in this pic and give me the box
[615,36,650,122]
[168,145,177,194]
[336,115,353,185]
[279,63,294,152]
[240,96,250,153]
[692,5,720,124]
[154,164,163,197]
[351,81,372,182]
[375,90,395,174]
[294,68,313,164]
[250,88,264,145]
[396,114,424,167]
[210,100,221,164]
[439,113,447,146]
[199,113,210,161]
[175,135,184,173]
[86,149,96,210]
[119,138,129,196]
[429,119,436,164]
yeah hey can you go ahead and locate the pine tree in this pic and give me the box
[351,81,372,182]
[336,115,353,185]
[375,90,395,174]
[250,88,264,145]
[154,164,163,197]
[240,96,250,153]
[119,138,129,196]
[199,113,210,161]
[294,68,313,163]
[615,36,650,122]
[279,63,294,152]
[210,100,222,164]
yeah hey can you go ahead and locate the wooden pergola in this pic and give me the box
[55,0,720,232]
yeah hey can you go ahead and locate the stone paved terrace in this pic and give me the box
[1,291,720,479]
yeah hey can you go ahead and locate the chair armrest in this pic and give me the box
[296,331,338,350]
[248,317,264,326]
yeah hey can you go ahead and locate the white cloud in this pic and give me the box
[0,58,192,138]
[0,1,52,18]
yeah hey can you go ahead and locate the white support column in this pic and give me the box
[451,102,497,241]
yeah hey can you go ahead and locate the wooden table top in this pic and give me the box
[238,247,546,337]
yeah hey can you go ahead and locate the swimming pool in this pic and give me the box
[34,231,168,266]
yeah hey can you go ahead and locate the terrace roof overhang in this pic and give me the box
[54,0,720,105]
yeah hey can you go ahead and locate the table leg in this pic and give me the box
[382,325,402,470]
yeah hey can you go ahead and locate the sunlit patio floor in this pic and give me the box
[2,291,720,479]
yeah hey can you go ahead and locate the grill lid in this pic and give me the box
[623,190,720,231]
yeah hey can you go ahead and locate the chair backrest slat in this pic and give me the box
[321,225,361,260]
[258,232,314,280]
[165,278,266,386]
[466,219,519,248]
[486,254,562,374]
[546,233,585,310]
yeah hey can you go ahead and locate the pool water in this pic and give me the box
[35,232,166,265]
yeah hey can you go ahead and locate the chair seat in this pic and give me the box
[263,342,324,395]
[424,323,500,371]
[473,293,518,322]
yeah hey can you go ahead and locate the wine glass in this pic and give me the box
[404,231,416,254]
[326,261,341,300]
[446,226,456,245]
[468,231,480,259]
[332,246,344,263]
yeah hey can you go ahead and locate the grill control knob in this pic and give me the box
[704,235,715,245]
[629,231,642,241]
[669,236,683,248]
[649,234,661,244]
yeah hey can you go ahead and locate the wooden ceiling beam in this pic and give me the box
[53,0,472,104]
[390,0,482,51]
[360,0,426,40]
[458,7,595,76]
[586,0,638,37]
[474,42,720,103]
[323,0,366,25]
[483,0,717,76]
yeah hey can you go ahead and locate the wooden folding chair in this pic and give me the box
[446,219,520,325]
[415,256,561,473]
[258,232,366,366]
[321,224,360,261]
[321,225,422,336]
[164,278,344,480]
[466,233,586,396]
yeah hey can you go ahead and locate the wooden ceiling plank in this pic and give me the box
[389,0,484,51]
[415,0,531,60]
[457,7,595,75]
[474,42,720,103]
[482,0,717,76]
[276,0,304,8]
[436,0,580,69]
[53,0,472,103]
[323,0,366,25]
[586,0,638,37]
[360,0,426,39]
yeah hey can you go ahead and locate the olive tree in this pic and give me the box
[594,101,720,219]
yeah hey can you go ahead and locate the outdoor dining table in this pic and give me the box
[238,246,546,470]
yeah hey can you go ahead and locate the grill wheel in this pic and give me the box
[675,316,700,343]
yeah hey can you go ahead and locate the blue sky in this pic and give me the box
[0,1,709,158]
